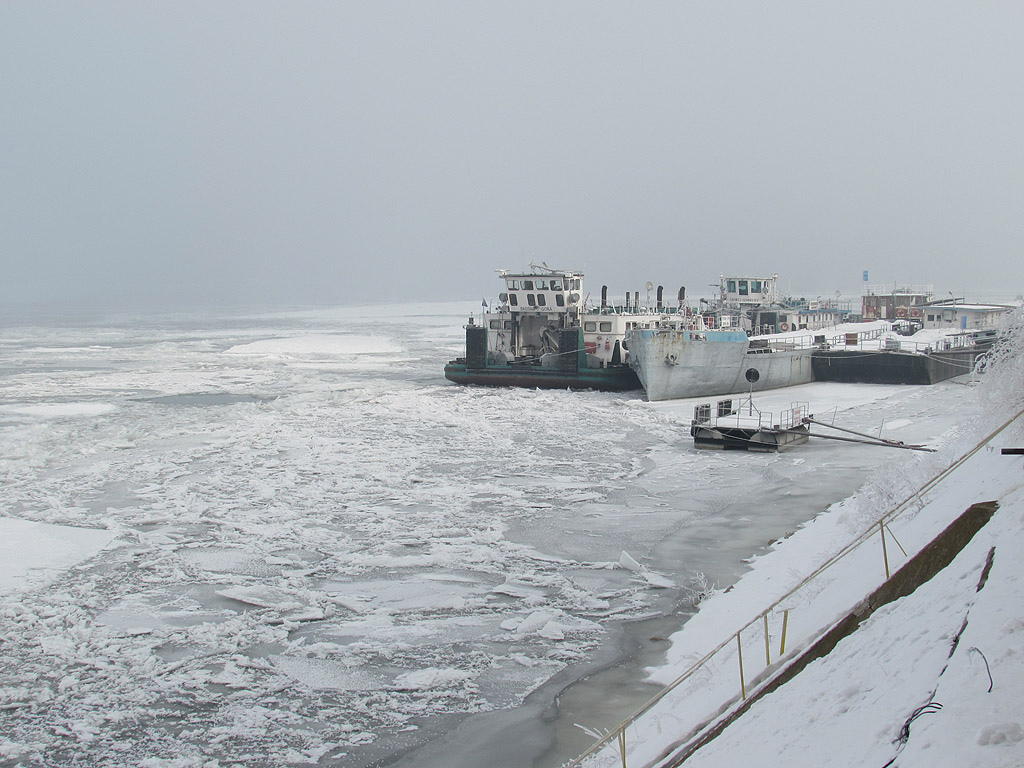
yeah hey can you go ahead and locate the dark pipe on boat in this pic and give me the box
[678,286,686,305]
[656,285,664,310]
[625,291,630,310]
[602,285,608,309]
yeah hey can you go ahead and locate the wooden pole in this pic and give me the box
[737,633,746,700]
[763,613,771,666]
[880,520,890,579]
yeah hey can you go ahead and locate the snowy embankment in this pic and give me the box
[582,308,1024,768]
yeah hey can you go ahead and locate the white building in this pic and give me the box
[920,301,1013,330]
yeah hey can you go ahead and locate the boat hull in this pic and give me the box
[443,361,640,391]
[691,424,810,452]
[628,328,814,401]
[811,347,985,385]
[446,321,641,392]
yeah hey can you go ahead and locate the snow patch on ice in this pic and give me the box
[273,656,389,692]
[0,518,117,592]
[392,667,474,691]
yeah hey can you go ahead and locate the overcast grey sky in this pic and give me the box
[2,2,1022,310]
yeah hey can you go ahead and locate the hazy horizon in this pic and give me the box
[3,2,1022,312]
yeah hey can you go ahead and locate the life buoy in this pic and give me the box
[896,307,908,318]
[780,322,790,331]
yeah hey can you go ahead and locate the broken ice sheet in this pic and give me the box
[272,656,390,692]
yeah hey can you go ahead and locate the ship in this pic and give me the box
[627,274,821,401]
[444,265,686,392]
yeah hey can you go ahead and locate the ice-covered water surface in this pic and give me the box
[0,303,978,767]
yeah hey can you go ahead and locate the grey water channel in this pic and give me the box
[390,379,977,767]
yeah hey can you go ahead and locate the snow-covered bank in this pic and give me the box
[579,308,1024,768]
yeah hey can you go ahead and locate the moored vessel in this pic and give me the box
[444,265,685,391]
[627,274,822,401]
[628,325,816,401]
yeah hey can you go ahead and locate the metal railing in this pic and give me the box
[564,406,1024,768]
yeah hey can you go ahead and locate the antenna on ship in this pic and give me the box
[744,367,760,415]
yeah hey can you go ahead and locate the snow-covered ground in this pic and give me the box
[580,309,1024,768]
[0,302,1012,767]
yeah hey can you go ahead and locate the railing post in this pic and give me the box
[885,523,908,557]
[779,610,789,656]
[763,612,771,666]
[737,632,746,700]
[618,728,627,768]
[880,520,890,579]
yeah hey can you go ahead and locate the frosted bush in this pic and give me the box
[686,571,718,607]
[978,304,1024,422]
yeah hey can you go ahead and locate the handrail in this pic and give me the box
[565,405,1024,768]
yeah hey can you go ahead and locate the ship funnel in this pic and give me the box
[678,286,686,305]
[656,285,664,310]
[625,291,630,310]
[634,291,640,309]
[601,285,608,309]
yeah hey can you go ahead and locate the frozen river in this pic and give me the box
[0,302,979,767]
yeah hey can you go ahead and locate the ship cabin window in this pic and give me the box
[509,294,518,306]
[489,320,501,329]
[536,279,549,289]
[555,294,565,307]
[727,280,737,293]
[599,322,612,332]
[537,294,547,306]
[584,321,597,332]
[739,280,748,296]
[507,280,520,290]
[551,279,564,290]
[750,280,762,293]
[927,314,935,322]
[523,280,534,290]
[527,294,536,307]
[504,320,513,329]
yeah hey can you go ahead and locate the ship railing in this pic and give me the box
[778,402,809,430]
[752,333,821,352]
[592,304,694,318]
[563,408,1024,768]
[829,327,981,355]
[694,396,801,431]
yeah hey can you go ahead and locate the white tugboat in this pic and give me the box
[445,265,686,391]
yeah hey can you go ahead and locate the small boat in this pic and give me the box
[691,396,936,453]
[444,266,685,391]
[690,397,811,452]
